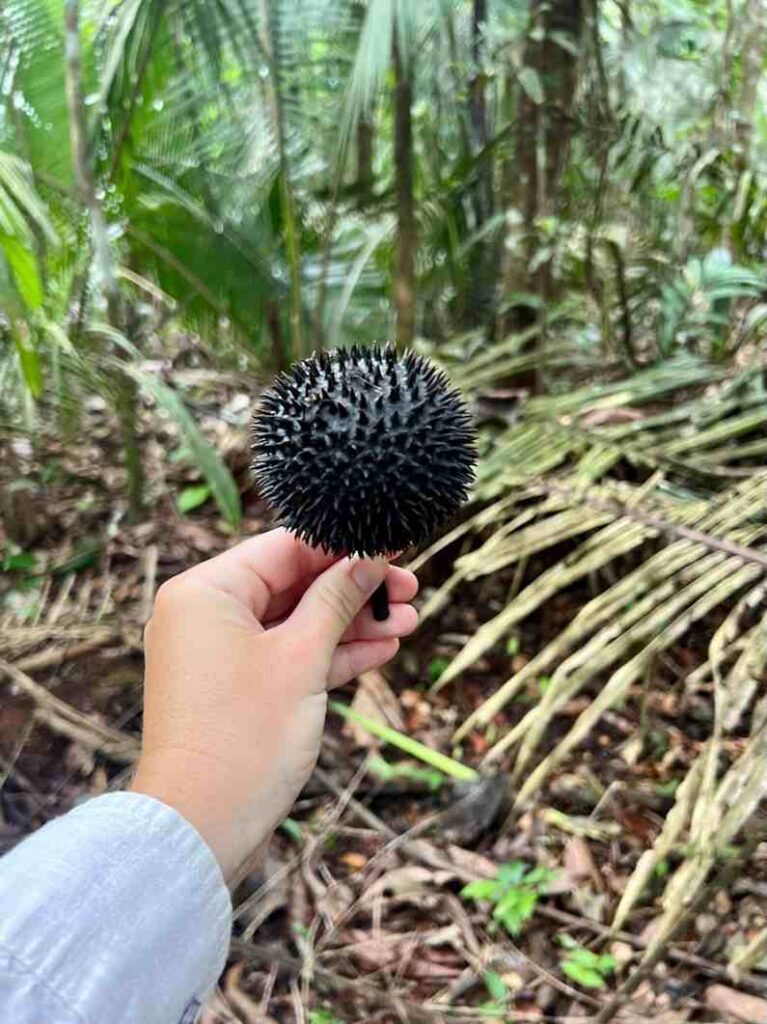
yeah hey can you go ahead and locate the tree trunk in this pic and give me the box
[734,0,767,172]
[498,0,583,374]
[267,301,289,372]
[64,0,144,516]
[260,0,302,362]
[393,34,416,348]
[469,0,489,188]
[64,0,119,321]
[356,116,374,202]
[465,0,497,329]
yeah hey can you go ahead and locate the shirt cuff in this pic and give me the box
[0,791,231,1024]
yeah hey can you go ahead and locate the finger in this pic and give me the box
[183,528,341,619]
[263,565,418,625]
[341,603,418,643]
[384,567,419,604]
[287,557,388,650]
[327,638,400,689]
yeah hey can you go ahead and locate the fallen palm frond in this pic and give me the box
[729,927,767,979]
[416,344,767,940]
[329,700,478,783]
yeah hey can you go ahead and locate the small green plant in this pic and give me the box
[479,970,509,1015]
[176,483,211,514]
[461,861,556,936]
[559,935,615,989]
[654,858,670,879]
[1,547,37,574]
[1,545,41,613]
[279,816,303,843]
[655,778,681,798]
[427,656,451,684]
[308,1010,342,1024]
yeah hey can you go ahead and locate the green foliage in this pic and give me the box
[427,656,451,684]
[559,936,615,990]
[1,545,37,576]
[307,1010,342,1024]
[280,816,304,843]
[481,969,511,1014]
[483,970,508,1003]
[175,484,212,515]
[461,861,557,937]
[3,0,767,517]
[367,753,444,791]
[127,367,241,528]
[658,250,765,359]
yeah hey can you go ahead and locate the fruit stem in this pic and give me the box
[370,581,390,621]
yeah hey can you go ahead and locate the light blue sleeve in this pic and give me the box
[0,791,232,1024]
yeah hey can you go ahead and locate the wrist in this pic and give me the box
[130,750,266,883]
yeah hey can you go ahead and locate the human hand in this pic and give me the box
[130,529,418,882]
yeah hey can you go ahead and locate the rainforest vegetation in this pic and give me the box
[2,1,767,1020]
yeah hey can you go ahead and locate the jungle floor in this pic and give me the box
[1,368,766,1024]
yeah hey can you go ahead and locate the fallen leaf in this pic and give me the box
[501,970,524,992]
[614,804,658,844]
[620,733,644,766]
[363,864,453,899]
[639,917,663,946]
[705,985,767,1023]
[619,1011,690,1024]
[340,851,367,871]
[346,930,461,979]
[173,518,222,554]
[315,876,355,922]
[346,669,404,747]
[564,836,599,885]
[580,407,644,428]
[223,963,273,1024]
[467,731,489,755]
[610,941,635,972]
[444,843,498,879]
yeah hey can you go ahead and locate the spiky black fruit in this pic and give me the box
[251,344,476,557]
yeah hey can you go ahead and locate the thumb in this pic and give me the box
[288,556,388,651]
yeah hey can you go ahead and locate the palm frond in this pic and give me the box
[3,0,73,185]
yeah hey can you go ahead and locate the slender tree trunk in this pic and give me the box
[311,0,367,346]
[466,0,497,328]
[267,301,288,372]
[64,0,144,515]
[469,0,489,189]
[356,116,374,202]
[734,0,767,173]
[445,10,473,160]
[64,0,118,321]
[393,35,416,347]
[713,0,767,256]
[618,0,632,104]
[498,0,583,375]
[260,0,302,362]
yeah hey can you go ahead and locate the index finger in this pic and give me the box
[186,527,341,619]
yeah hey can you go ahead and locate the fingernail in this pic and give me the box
[351,557,387,593]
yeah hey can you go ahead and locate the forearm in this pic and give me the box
[0,792,231,1024]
